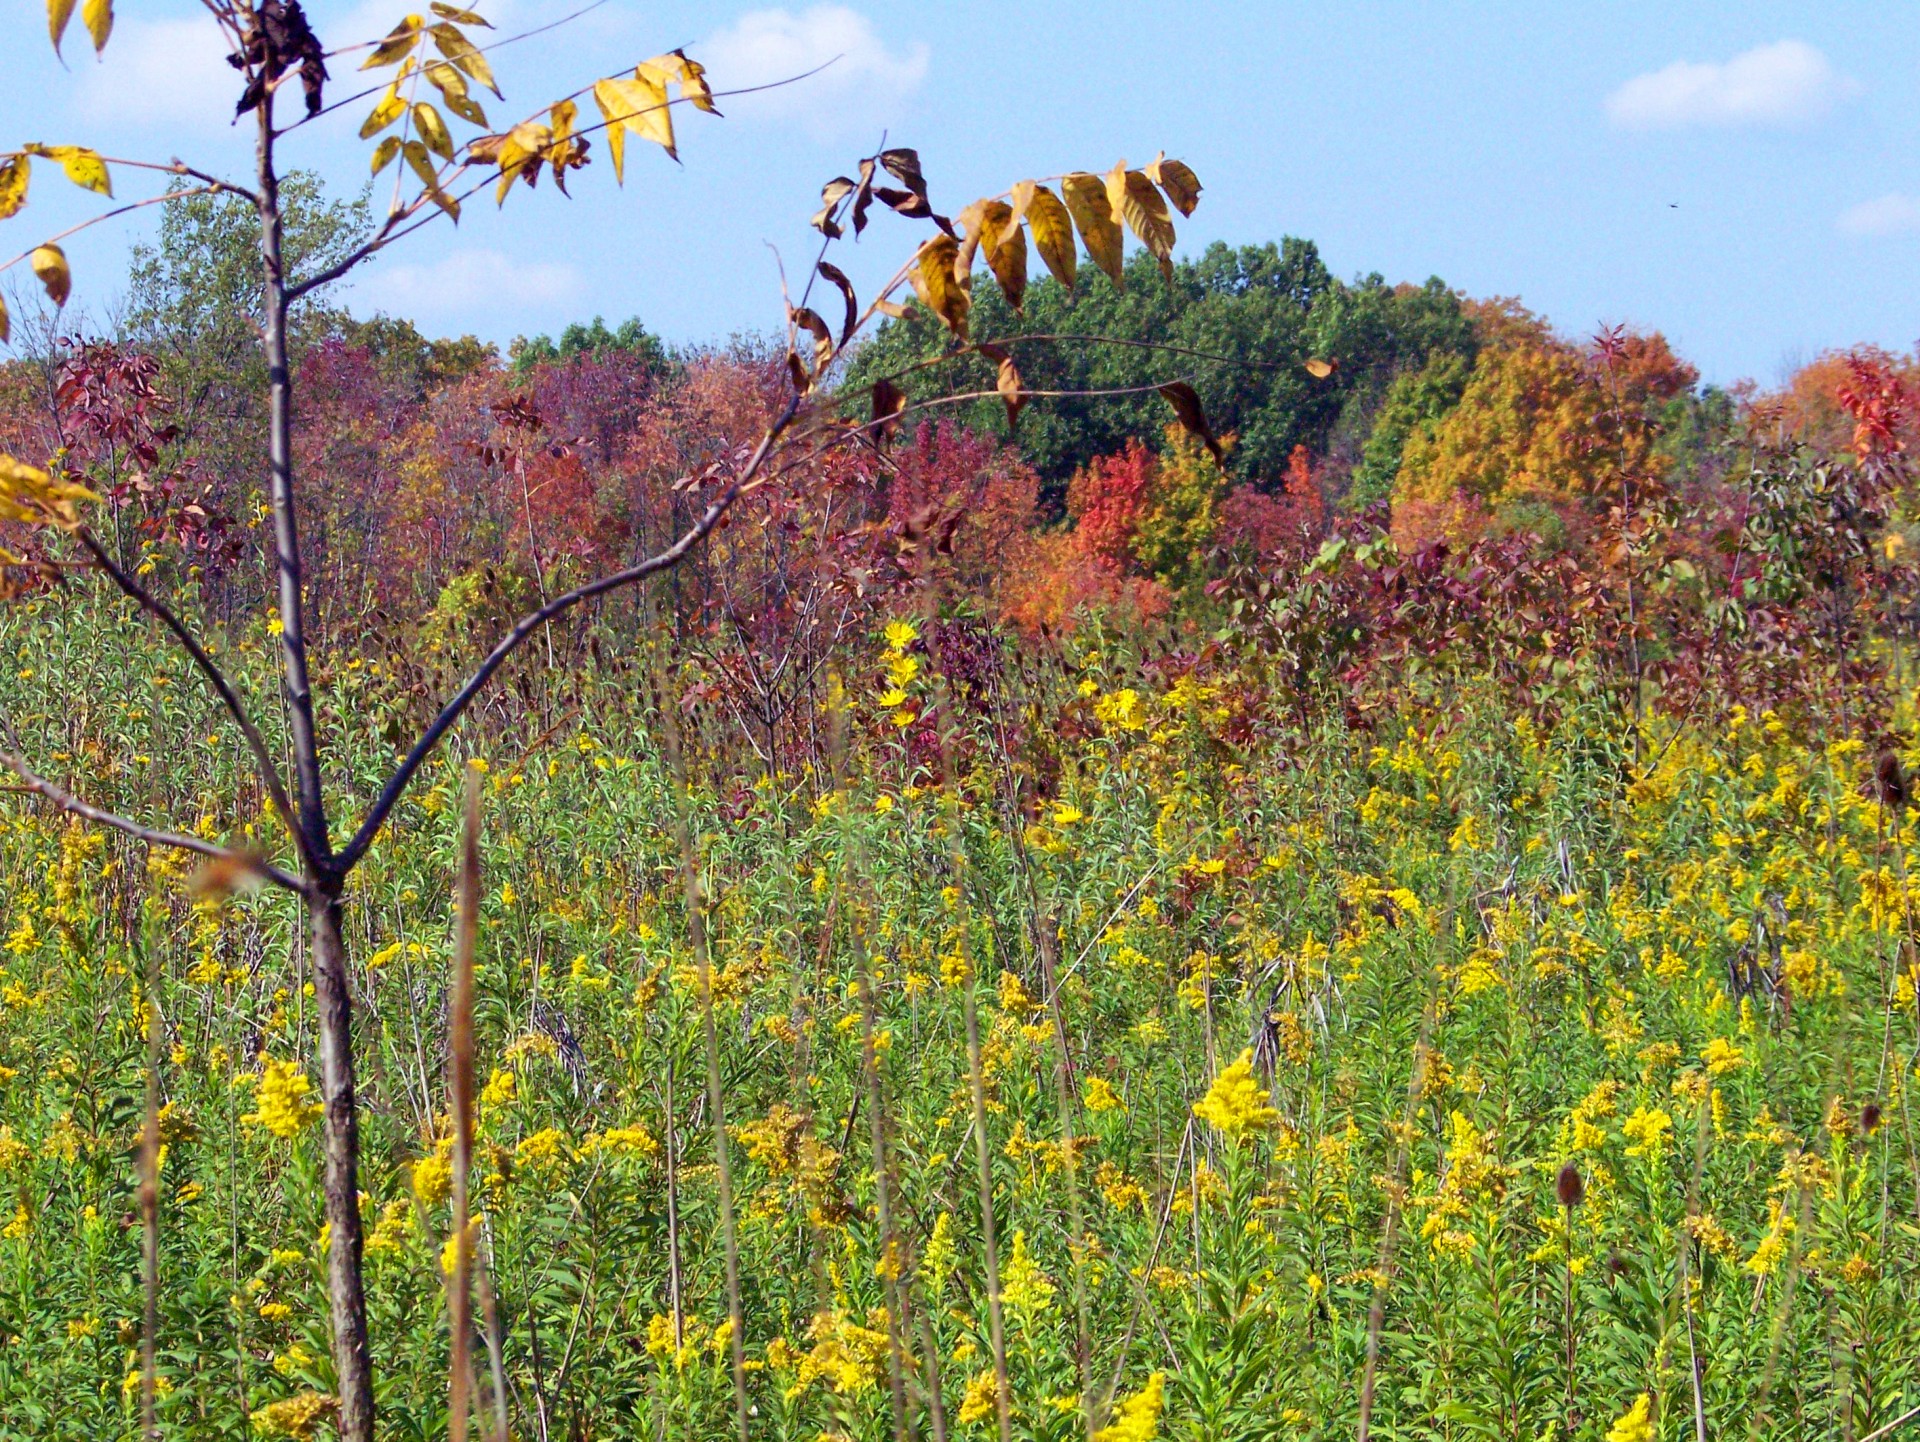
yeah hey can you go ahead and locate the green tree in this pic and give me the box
[125,174,370,453]
[846,238,1474,504]
[510,313,671,376]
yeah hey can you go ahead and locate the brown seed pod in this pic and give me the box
[1556,1160,1586,1209]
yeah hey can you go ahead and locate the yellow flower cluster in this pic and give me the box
[1095,1372,1166,1442]
[245,1059,321,1140]
[1192,1049,1278,1138]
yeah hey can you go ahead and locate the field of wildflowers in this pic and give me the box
[1,592,1916,1442]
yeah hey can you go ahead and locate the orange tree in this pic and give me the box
[0,4,1217,1436]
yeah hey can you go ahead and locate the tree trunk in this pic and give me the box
[311,891,375,1441]
[253,82,373,1442]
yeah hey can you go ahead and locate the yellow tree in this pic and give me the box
[0,6,1215,1437]
[1391,305,1692,549]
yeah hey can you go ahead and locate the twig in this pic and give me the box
[0,729,302,892]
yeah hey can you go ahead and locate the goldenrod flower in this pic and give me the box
[251,1391,336,1439]
[1606,1392,1654,1442]
[1095,1372,1165,1442]
[1621,1105,1672,1159]
[957,1368,1003,1426]
[1084,1075,1123,1112]
[998,1229,1056,1324]
[1193,1049,1279,1137]
[245,1059,321,1140]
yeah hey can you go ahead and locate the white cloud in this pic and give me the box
[1605,40,1858,130]
[75,14,240,130]
[1838,193,1920,238]
[700,5,928,136]
[354,248,584,328]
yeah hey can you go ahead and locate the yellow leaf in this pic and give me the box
[401,139,439,192]
[47,0,77,54]
[370,136,402,175]
[361,15,423,69]
[977,199,1026,312]
[423,61,487,127]
[1303,358,1338,379]
[650,48,719,115]
[1146,153,1203,217]
[952,199,987,281]
[0,156,28,221]
[48,146,111,198]
[31,243,70,307]
[360,84,408,140]
[432,23,500,98]
[593,70,673,181]
[1113,169,1175,281]
[82,0,111,52]
[1024,185,1077,292]
[429,2,490,23]
[0,452,96,530]
[413,102,454,162]
[1061,173,1123,290]
[484,120,548,203]
[0,291,9,347]
[908,235,970,339]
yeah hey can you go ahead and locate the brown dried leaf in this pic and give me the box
[870,377,907,446]
[979,342,1026,429]
[1145,152,1203,217]
[1158,381,1222,465]
[816,260,858,348]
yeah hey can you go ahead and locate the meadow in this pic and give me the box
[1,583,1916,1441]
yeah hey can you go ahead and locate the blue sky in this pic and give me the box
[1,1,1916,385]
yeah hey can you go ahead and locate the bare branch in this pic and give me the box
[285,67,837,303]
[335,395,802,873]
[75,530,311,869]
[0,189,222,282]
[0,736,303,894]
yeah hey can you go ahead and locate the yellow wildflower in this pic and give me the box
[245,1059,321,1140]
[999,1229,1056,1324]
[1606,1392,1654,1442]
[1192,1049,1279,1138]
[1095,1372,1166,1442]
[1084,1075,1123,1112]
[251,1392,337,1439]
[958,1368,1003,1426]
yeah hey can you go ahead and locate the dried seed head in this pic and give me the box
[1875,750,1909,811]
[1556,1159,1585,1209]
[1861,1102,1884,1136]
